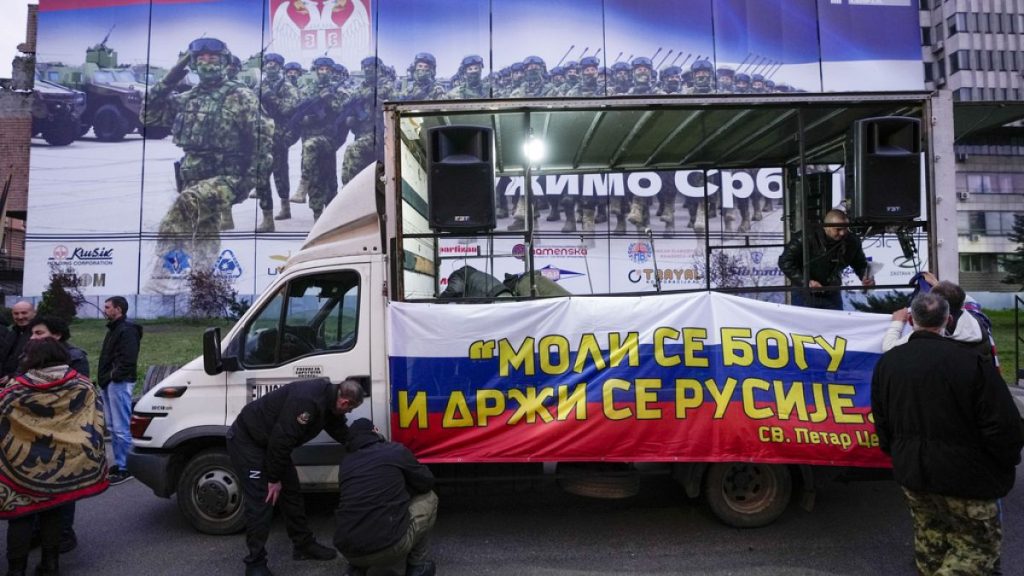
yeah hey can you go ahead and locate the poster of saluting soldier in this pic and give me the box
[24,0,924,309]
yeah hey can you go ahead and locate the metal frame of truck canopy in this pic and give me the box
[383,92,955,303]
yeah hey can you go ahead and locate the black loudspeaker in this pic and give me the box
[426,125,495,232]
[847,117,921,221]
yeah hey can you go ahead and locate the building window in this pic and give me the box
[991,13,1002,34]
[979,50,991,70]
[921,26,932,46]
[953,87,971,101]
[964,172,1018,194]
[960,254,979,272]
[950,50,971,72]
[993,50,1004,71]
[948,13,966,36]
[923,62,933,82]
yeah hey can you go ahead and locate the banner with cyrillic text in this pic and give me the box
[388,292,892,467]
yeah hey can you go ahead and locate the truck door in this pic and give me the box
[224,265,372,487]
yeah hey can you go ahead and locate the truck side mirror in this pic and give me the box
[203,327,223,375]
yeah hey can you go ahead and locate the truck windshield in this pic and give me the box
[241,271,360,367]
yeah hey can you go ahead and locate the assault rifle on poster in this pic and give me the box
[281,79,347,145]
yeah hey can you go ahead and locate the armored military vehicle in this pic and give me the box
[31,70,86,146]
[40,31,170,142]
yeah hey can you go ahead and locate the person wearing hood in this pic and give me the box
[26,315,91,554]
[334,419,437,576]
[883,275,996,365]
[1,338,108,576]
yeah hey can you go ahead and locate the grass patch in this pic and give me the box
[69,318,235,385]
[988,310,1023,382]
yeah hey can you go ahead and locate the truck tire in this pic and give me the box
[42,122,77,146]
[176,449,246,535]
[142,125,171,140]
[92,104,129,142]
[703,462,791,528]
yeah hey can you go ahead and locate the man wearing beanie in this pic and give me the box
[334,419,438,576]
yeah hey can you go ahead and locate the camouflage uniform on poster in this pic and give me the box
[296,56,343,221]
[545,66,566,96]
[716,66,734,93]
[733,72,751,94]
[510,56,550,98]
[750,73,767,94]
[447,55,488,100]
[254,52,299,232]
[342,57,392,185]
[620,57,663,232]
[140,37,272,294]
[561,60,579,95]
[547,56,605,233]
[284,62,303,87]
[626,57,662,96]
[507,61,525,96]
[659,65,683,95]
[608,61,632,96]
[401,53,446,101]
[325,64,354,204]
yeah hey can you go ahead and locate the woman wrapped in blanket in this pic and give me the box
[0,338,108,576]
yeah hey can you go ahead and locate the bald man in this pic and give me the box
[778,210,875,310]
[0,300,36,381]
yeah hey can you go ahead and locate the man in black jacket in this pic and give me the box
[227,378,364,576]
[97,296,142,485]
[871,292,1024,575]
[778,209,874,310]
[334,418,437,576]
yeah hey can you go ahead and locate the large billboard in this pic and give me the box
[28,0,924,313]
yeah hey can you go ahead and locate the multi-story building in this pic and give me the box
[921,0,1024,295]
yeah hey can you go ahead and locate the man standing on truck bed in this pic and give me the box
[871,292,1023,576]
[227,378,365,576]
[777,209,874,310]
[98,296,142,486]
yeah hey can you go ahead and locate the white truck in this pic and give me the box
[128,91,967,534]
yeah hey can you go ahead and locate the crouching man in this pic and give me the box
[227,378,365,576]
[334,419,438,576]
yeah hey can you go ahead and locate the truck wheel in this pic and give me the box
[142,125,171,140]
[703,462,791,528]
[42,122,77,146]
[92,104,129,142]
[177,449,246,535]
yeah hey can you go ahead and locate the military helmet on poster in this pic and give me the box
[264,53,285,68]
[187,37,229,67]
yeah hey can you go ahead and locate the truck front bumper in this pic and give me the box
[127,448,176,498]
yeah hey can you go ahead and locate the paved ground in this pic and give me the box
[4,463,1023,575]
